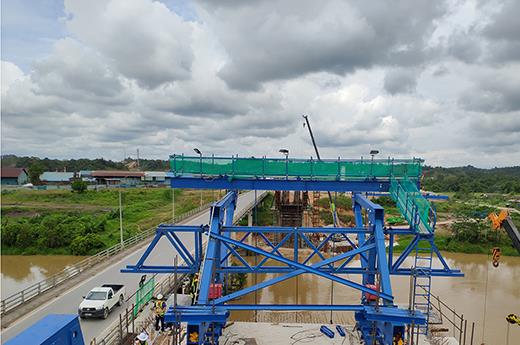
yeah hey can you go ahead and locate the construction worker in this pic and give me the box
[393,332,404,345]
[154,294,167,332]
[190,274,199,304]
[134,332,149,345]
[392,333,404,345]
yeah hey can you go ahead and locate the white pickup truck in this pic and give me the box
[78,284,126,319]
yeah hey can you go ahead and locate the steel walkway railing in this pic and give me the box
[390,176,436,234]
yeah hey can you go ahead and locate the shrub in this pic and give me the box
[71,180,88,193]
[1,222,19,246]
[372,196,396,207]
[338,213,354,224]
[70,234,105,255]
[40,225,70,248]
[335,195,353,210]
[319,210,333,225]
[16,222,39,248]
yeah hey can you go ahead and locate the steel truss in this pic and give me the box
[123,169,462,345]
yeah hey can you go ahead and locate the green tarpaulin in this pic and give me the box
[170,155,423,180]
[134,276,155,317]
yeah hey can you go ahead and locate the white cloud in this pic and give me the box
[64,0,194,88]
[1,0,520,168]
[1,61,25,93]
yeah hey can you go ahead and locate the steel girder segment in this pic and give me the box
[225,304,365,311]
[171,176,390,192]
[221,225,370,233]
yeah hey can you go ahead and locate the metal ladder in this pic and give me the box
[412,243,434,337]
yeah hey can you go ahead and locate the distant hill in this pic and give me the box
[0,155,169,172]
[423,166,520,194]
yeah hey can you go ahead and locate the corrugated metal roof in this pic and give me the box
[1,167,27,178]
[91,171,145,177]
[40,172,74,182]
[144,171,166,177]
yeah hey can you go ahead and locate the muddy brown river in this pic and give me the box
[1,255,87,299]
[1,252,518,344]
[230,251,520,345]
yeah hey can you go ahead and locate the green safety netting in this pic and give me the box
[170,155,423,180]
[134,276,155,317]
[390,177,434,233]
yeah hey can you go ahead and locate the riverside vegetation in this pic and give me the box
[1,188,216,255]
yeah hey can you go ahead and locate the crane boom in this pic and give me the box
[302,115,338,227]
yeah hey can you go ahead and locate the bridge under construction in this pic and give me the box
[122,154,463,345]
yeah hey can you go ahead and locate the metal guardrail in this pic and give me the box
[0,202,213,315]
[415,286,476,345]
[234,191,268,222]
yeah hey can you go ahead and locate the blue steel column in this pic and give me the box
[198,191,236,305]
[220,191,237,285]
[353,194,368,286]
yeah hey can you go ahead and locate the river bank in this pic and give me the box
[393,234,520,256]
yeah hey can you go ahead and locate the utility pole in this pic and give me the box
[136,148,140,170]
[194,148,203,207]
[172,188,175,223]
[119,190,124,247]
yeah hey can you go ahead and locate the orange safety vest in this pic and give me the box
[155,300,166,316]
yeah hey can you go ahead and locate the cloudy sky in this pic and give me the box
[1,0,519,167]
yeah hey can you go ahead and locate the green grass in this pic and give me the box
[1,188,219,255]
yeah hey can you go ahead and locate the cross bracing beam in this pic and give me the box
[209,236,394,304]
[222,226,372,270]
[212,242,380,305]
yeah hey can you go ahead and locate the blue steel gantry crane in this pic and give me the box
[122,154,463,345]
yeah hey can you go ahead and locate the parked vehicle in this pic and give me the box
[78,284,125,319]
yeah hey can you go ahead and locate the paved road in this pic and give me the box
[1,191,261,343]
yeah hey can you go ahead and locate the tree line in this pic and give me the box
[1,154,169,173]
[422,166,520,194]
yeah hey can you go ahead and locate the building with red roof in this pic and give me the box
[1,167,29,185]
